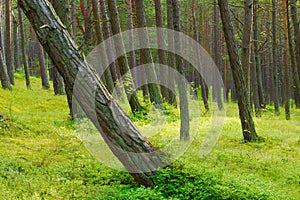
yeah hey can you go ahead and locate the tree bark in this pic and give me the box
[134,0,163,106]
[37,40,50,89]
[106,0,142,113]
[18,6,30,89]
[290,0,300,80]
[5,0,14,85]
[171,0,190,141]
[18,0,167,187]
[272,0,280,115]
[287,0,300,108]
[218,0,258,142]
[13,14,21,72]
[282,0,290,120]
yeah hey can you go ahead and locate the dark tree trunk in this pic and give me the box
[154,0,170,102]
[106,0,143,113]
[253,0,265,109]
[166,0,177,106]
[171,0,190,141]
[0,2,11,90]
[37,40,50,89]
[287,0,300,108]
[218,0,258,142]
[272,0,280,115]
[91,0,114,93]
[18,0,167,187]
[18,6,30,88]
[282,0,290,120]
[134,0,163,106]
[5,0,14,85]
[13,15,21,72]
[290,0,300,80]
[71,0,77,37]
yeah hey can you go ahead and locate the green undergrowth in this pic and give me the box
[0,75,299,199]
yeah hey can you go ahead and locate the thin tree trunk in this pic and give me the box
[218,0,258,142]
[171,0,190,141]
[18,0,167,187]
[106,0,142,113]
[290,0,300,80]
[166,0,177,106]
[37,40,50,89]
[287,0,300,108]
[134,0,163,106]
[282,0,290,120]
[18,6,30,88]
[5,0,13,85]
[13,15,21,72]
[71,0,77,37]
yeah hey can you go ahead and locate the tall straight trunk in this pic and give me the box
[18,6,30,88]
[106,0,142,113]
[71,0,77,37]
[5,0,13,85]
[171,0,190,141]
[290,0,300,80]
[13,15,21,72]
[154,0,169,102]
[253,0,265,109]
[0,2,11,90]
[18,0,167,187]
[166,0,177,106]
[192,0,209,111]
[272,0,280,115]
[282,0,290,120]
[37,40,50,89]
[213,0,223,110]
[99,0,119,90]
[84,0,92,50]
[287,0,300,108]
[91,0,114,93]
[127,0,136,72]
[241,0,253,104]
[218,0,258,142]
[134,0,162,106]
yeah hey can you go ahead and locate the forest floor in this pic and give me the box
[0,75,299,199]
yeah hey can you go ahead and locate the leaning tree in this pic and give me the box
[18,0,168,187]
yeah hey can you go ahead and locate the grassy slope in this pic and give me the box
[0,76,299,199]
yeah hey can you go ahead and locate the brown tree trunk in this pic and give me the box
[218,0,258,142]
[282,0,290,120]
[5,0,13,85]
[18,0,167,187]
[171,0,190,141]
[71,0,77,37]
[37,40,50,89]
[290,0,300,80]
[13,15,21,72]
[106,0,143,113]
[18,6,30,89]
[272,0,280,115]
[134,0,163,106]
[287,0,300,108]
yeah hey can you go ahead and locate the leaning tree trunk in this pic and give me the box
[218,0,258,142]
[18,0,167,187]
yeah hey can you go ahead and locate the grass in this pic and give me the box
[0,75,299,199]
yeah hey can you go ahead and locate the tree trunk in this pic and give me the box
[287,0,300,108]
[0,2,11,90]
[18,0,167,187]
[106,0,143,113]
[290,0,300,80]
[171,0,190,141]
[37,40,50,89]
[218,0,258,142]
[134,0,163,106]
[18,6,30,89]
[282,0,290,120]
[5,0,14,85]
[71,0,77,37]
[13,15,21,72]
[272,0,280,115]
[166,0,177,107]
[253,0,265,109]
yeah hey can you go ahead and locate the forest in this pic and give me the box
[0,0,299,199]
